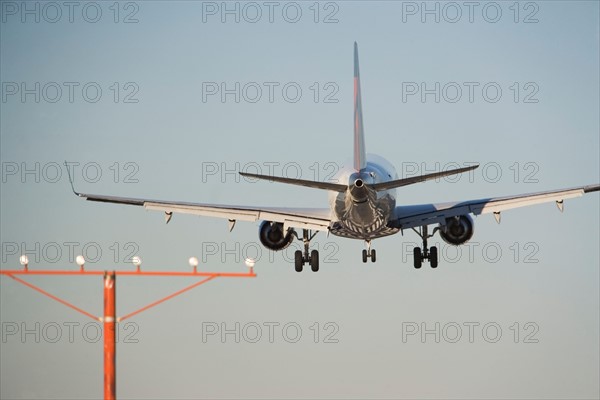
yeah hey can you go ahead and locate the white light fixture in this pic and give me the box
[75,255,85,267]
[189,257,199,268]
[132,256,142,269]
[19,255,29,268]
[245,258,256,268]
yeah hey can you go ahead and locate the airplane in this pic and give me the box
[67,42,599,272]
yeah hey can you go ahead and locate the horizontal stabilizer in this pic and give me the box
[239,172,347,192]
[371,165,479,191]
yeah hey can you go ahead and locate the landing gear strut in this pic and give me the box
[293,229,319,272]
[362,240,376,263]
[412,225,438,269]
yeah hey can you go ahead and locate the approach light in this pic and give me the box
[19,255,29,266]
[132,256,142,268]
[189,257,199,268]
[75,255,85,267]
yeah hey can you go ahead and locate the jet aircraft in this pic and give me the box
[68,43,599,272]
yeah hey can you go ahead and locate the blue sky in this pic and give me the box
[1,1,599,398]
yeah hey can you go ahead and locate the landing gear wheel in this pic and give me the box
[310,250,319,272]
[413,247,422,269]
[429,246,438,268]
[412,225,441,269]
[292,229,319,272]
[362,241,376,263]
[294,250,303,272]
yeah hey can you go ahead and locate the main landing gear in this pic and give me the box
[362,240,376,263]
[293,229,319,272]
[412,225,438,269]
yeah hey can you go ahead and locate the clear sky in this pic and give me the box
[1,1,599,399]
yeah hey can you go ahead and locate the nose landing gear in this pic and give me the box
[362,240,376,263]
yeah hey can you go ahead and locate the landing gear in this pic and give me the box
[293,229,319,272]
[412,225,439,269]
[362,241,376,263]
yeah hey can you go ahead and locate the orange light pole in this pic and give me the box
[1,255,256,400]
[104,271,116,400]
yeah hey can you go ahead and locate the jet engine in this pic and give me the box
[439,215,474,245]
[259,221,294,251]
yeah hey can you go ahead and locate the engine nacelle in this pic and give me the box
[439,215,474,246]
[259,221,294,251]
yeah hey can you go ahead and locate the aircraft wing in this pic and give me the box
[394,184,600,229]
[73,192,332,232]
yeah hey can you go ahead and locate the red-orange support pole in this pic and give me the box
[104,272,116,400]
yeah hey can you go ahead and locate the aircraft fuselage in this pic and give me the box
[328,154,401,240]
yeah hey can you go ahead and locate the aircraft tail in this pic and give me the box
[353,42,367,171]
[237,44,479,194]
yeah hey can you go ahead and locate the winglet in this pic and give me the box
[64,161,81,196]
[583,184,600,193]
[353,42,367,171]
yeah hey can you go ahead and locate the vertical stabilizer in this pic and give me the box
[353,42,367,171]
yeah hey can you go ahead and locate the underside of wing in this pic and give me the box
[74,192,332,232]
[394,184,599,230]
